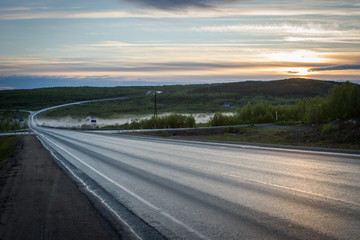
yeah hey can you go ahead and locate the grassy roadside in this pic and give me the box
[0,136,17,165]
[211,127,289,145]
[139,122,360,150]
[0,111,29,132]
[208,124,360,150]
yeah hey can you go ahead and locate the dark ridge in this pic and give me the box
[189,78,339,97]
[0,78,340,111]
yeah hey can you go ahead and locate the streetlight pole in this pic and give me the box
[154,91,158,118]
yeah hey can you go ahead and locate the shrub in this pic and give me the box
[321,123,339,134]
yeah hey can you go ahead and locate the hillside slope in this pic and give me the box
[0,79,339,116]
[190,78,337,97]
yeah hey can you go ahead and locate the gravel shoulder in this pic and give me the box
[0,135,121,240]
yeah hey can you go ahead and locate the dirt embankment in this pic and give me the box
[137,121,360,150]
[0,136,121,240]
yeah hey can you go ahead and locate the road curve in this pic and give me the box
[29,109,360,239]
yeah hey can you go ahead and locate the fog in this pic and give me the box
[37,113,223,128]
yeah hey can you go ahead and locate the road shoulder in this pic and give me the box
[0,135,121,240]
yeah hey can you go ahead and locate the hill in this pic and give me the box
[190,78,337,97]
[0,78,339,117]
[0,86,147,110]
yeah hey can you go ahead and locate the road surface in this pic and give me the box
[29,111,360,239]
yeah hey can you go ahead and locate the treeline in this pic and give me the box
[0,111,29,132]
[106,114,196,130]
[41,96,154,118]
[1,79,336,113]
[0,86,146,110]
[210,81,360,126]
[0,120,22,132]
[190,78,337,97]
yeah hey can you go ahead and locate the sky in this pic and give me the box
[0,0,359,89]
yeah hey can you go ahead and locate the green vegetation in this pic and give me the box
[104,81,359,131]
[321,123,339,134]
[0,86,147,110]
[209,81,360,126]
[0,136,17,164]
[0,121,21,132]
[190,78,336,97]
[147,122,359,150]
[3,78,358,133]
[220,127,288,145]
[39,78,337,118]
[41,96,155,118]
[1,79,337,118]
[0,111,29,132]
[206,123,360,150]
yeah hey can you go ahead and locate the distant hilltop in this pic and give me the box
[190,78,339,98]
[0,78,341,112]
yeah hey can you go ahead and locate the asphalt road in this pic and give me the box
[29,112,360,239]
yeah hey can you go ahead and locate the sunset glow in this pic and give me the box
[0,0,359,88]
[266,50,325,63]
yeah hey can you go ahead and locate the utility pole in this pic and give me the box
[154,91,158,118]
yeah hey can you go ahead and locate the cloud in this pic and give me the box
[120,0,245,10]
[309,64,360,72]
[192,24,349,36]
[0,55,254,76]
[0,86,16,90]
[0,9,233,20]
[2,8,359,20]
[284,36,360,43]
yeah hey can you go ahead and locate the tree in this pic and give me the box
[239,102,253,123]
[326,81,360,120]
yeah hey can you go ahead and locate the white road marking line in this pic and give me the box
[38,133,208,240]
[37,136,142,240]
[222,172,360,207]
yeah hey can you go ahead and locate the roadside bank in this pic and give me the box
[0,135,121,240]
[131,121,360,151]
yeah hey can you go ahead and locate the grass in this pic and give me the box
[0,111,30,119]
[31,78,337,118]
[209,127,288,145]
[40,95,234,118]
[0,111,29,132]
[0,136,17,164]
[321,123,339,134]
[146,123,360,150]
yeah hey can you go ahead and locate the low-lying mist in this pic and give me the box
[37,113,220,128]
